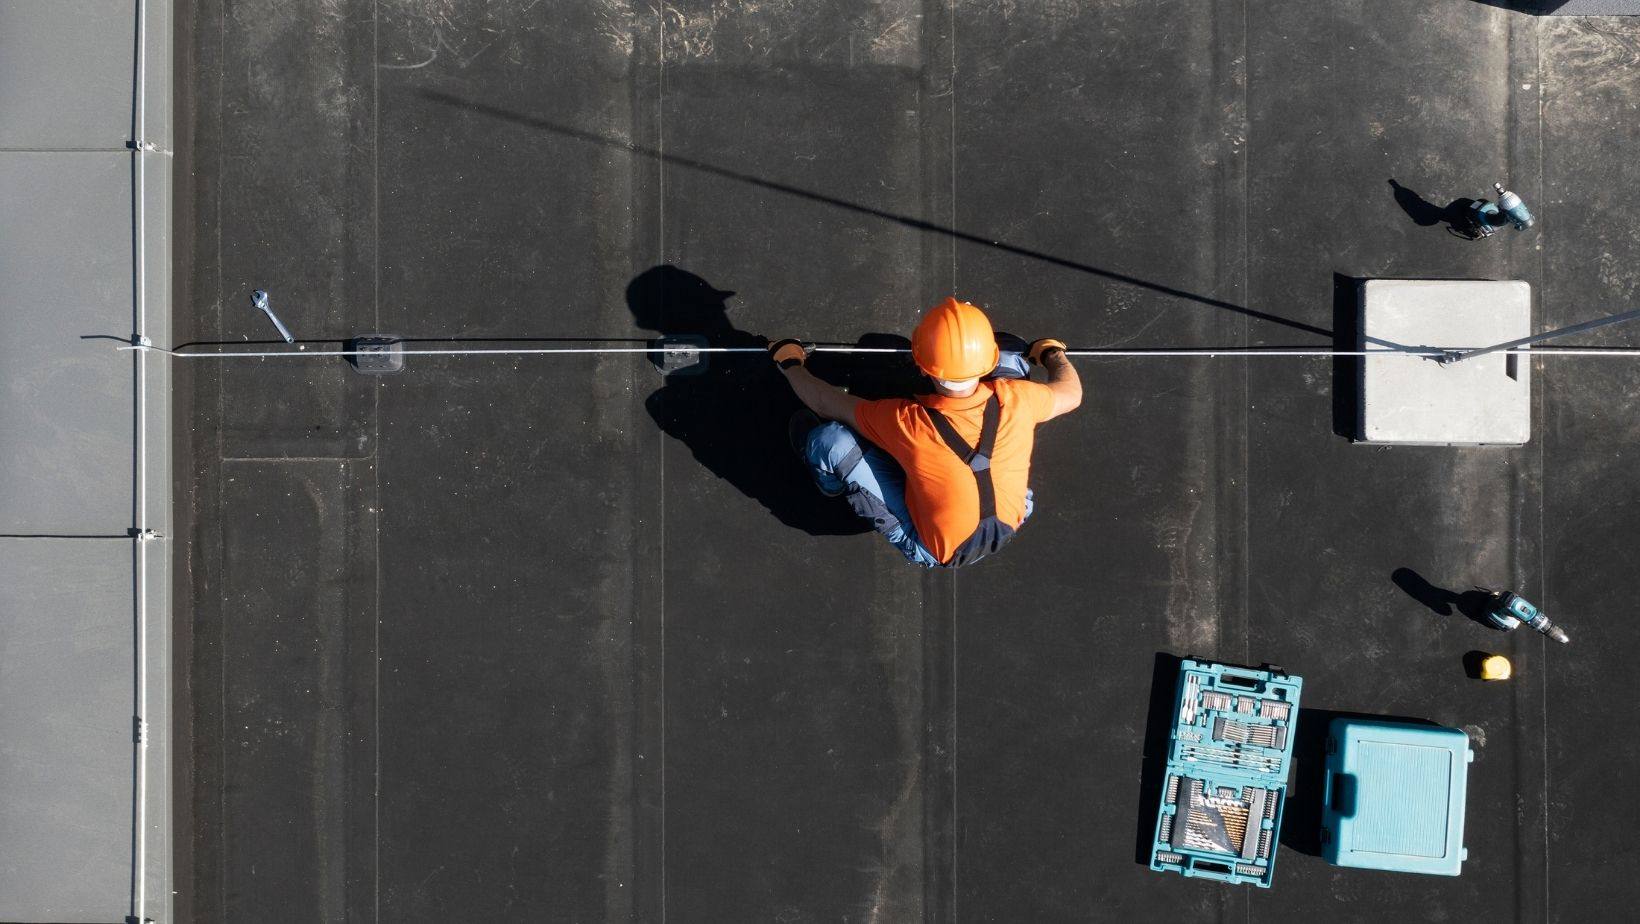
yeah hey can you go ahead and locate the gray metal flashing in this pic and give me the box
[1541,0,1640,13]
[1,151,141,533]
[0,0,172,921]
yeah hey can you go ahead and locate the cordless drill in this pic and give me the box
[1467,183,1535,239]
[1485,591,1569,644]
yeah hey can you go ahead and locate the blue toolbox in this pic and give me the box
[1320,718,1472,876]
[1150,660,1303,887]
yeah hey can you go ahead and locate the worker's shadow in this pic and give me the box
[1387,179,1481,239]
[628,265,922,536]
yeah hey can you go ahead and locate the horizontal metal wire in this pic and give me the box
[118,343,1640,359]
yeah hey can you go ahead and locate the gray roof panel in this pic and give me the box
[0,151,135,535]
[0,539,133,924]
[0,1,137,150]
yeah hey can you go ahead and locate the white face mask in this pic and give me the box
[932,376,979,395]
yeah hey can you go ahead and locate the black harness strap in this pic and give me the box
[923,393,1002,519]
[834,442,866,482]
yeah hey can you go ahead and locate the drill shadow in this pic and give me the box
[630,265,921,537]
[1389,567,1499,631]
[1387,179,1481,240]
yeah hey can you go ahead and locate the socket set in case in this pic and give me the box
[1150,659,1302,888]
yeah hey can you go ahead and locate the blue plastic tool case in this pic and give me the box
[1320,718,1472,876]
[1150,660,1303,887]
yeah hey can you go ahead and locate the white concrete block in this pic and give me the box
[1358,279,1531,446]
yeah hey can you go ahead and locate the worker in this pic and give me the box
[770,298,1081,567]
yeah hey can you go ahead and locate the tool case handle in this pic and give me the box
[1215,667,1266,690]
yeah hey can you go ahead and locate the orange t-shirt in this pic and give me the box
[852,379,1056,564]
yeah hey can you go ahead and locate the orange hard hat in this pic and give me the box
[912,297,998,380]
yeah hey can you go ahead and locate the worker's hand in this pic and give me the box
[769,338,810,370]
[1028,338,1068,365]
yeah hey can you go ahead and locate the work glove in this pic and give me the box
[769,338,810,370]
[1028,338,1068,365]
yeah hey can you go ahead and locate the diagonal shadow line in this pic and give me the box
[420,90,1333,340]
[150,336,657,351]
